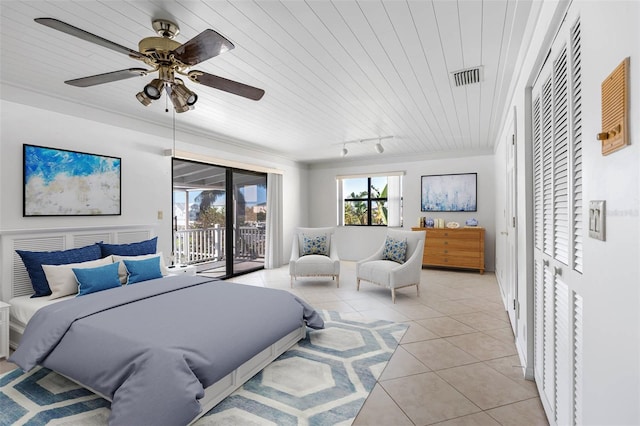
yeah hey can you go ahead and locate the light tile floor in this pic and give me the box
[225,261,549,426]
[0,261,549,425]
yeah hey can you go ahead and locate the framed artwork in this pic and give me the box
[23,144,121,216]
[421,173,477,212]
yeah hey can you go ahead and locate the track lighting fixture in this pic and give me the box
[337,135,393,157]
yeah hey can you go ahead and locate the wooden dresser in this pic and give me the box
[411,227,485,274]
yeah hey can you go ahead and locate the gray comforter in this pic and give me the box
[10,275,324,425]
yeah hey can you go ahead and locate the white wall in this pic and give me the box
[579,2,639,423]
[494,0,640,424]
[308,153,496,271]
[0,97,308,266]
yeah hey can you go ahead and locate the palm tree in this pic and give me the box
[372,184,388,225]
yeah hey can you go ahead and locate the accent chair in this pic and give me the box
[356,229,426,303]
[289,227,340,288]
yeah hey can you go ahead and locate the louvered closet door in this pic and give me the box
[531,14,584,426]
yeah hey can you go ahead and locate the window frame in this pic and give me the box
[338,172,404,227]
[342,177,388,226]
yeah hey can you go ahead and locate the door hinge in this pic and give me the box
[512,134,515,145]
[512,216,516,227]
[513,299,516,310]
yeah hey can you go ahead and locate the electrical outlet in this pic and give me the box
[157,210,163,220]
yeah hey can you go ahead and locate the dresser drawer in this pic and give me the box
[424,247,481,258]
[426,238,480,250]
[426,229,480,240]
[427,255,483,269]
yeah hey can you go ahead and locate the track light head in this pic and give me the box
[341,146,348,157]
[375,142,384,154]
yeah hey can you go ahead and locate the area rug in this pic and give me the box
[0,311,407,425]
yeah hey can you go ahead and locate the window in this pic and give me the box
[337,172,403,226]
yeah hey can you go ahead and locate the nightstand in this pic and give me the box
[167,264,197,276]
[0,301,9,359]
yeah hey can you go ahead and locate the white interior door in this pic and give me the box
[506,112,518,333]
[531,13,584,426]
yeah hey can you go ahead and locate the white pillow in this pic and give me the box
[112,252,169,284]
[43,256,114,300]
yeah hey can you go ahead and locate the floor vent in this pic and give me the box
[451,66,483,86]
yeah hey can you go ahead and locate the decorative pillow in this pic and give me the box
[98,236,157,257]
[74,262,122,297]
[16,243,102,298]
[43,256,114,300]
[302,234,329,256]
[112,252,168,284]
[123,257,163,285]
[382,236,408,264]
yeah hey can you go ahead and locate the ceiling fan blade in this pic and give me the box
[65,68,149,87]
[172,29,235,66]
[190,71,264,101]
[35,18,146,60]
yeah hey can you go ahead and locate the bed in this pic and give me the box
[1,226,323,425]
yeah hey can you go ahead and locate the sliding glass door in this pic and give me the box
[231,170,267,274]
[172,159,266,278]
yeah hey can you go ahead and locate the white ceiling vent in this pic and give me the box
[451,66,483,87]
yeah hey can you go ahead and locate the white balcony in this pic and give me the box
[174,225,265,268]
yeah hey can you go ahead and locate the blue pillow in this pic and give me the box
[98,237,157,257]
[124,256,163,285]
[382,236,407,264]
[74,262,122,296]
[16,243,102,298]
[302,234,329,256]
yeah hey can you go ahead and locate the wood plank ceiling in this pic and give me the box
[0,1,539,164]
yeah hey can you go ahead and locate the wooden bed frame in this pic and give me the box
[0,225,306,424]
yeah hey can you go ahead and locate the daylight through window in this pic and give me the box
[337,172,403,227]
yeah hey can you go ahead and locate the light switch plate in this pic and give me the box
[589,200,605,241]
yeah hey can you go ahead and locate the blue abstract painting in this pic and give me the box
[421,173,477,212]
[24,145,121,216]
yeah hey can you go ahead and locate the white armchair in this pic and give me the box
[356,229,426,303]
[289,227,340,288]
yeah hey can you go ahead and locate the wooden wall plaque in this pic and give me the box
[598,57,629,155]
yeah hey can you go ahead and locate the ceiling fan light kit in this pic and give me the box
[34,17,265,114]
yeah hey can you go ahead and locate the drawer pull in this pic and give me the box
[444,241,448,245]
[444,250,448,254]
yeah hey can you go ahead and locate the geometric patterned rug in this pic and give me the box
[0,311,407,426]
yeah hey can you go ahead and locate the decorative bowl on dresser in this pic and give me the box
[411,227,485,274]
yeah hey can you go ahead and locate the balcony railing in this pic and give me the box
[174,225,265,266]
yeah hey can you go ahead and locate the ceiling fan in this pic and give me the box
[35,17,265,113]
